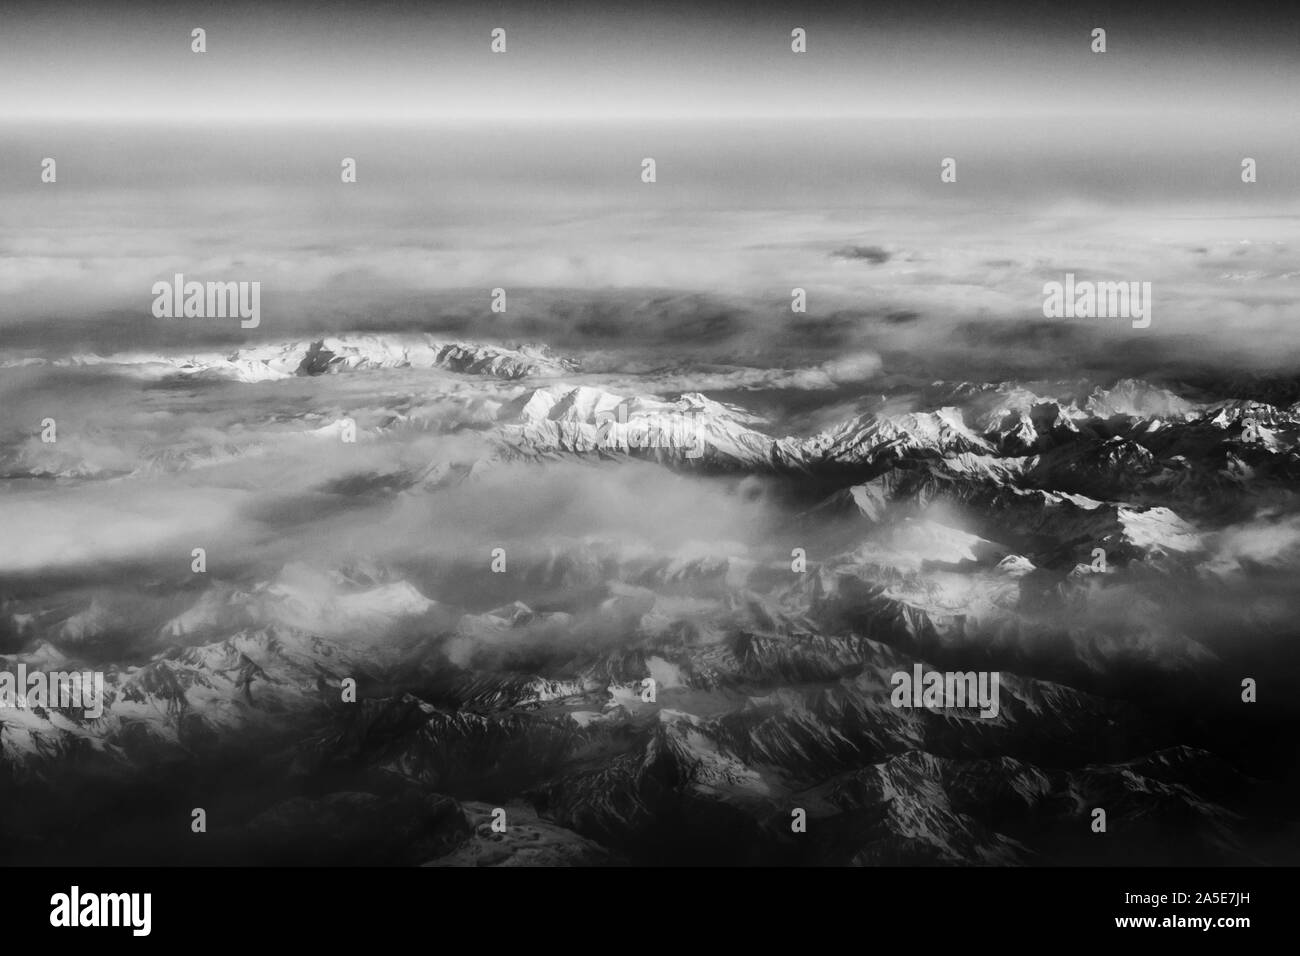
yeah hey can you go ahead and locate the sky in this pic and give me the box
[0,0,1297,122]
[0,0,1297,371]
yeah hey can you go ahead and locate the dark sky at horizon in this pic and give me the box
[1,0,1297,122]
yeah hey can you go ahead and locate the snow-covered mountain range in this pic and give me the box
[1,336,1296,865]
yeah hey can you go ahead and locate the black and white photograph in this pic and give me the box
[0,0,1294,931]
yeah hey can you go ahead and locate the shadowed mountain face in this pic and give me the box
[2,329,1299,866]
